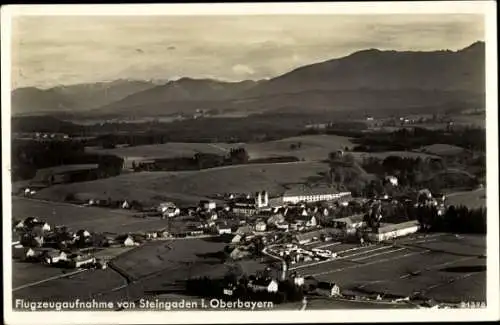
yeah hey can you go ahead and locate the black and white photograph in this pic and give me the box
[2,2,498,324]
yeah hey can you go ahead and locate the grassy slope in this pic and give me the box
[34,162,330,205]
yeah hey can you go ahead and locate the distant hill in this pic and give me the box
[12,41,485,118]
[226,41,485,115]
[93,78,261,117]
[248,41,485,96]
[11,115,85,134]
[11,79,156,115]
[97,41,485,118]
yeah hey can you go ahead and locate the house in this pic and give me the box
[294,215,317,228]
[14,220,25,230]
[23,217,40,227]
[32,222,51,232]
[222,283,236,296]
[158,202,178,215]
[236,225,253,235]
[12,246,38,261]
[315,281,341,297]
[255,222,267,232]
[295,229,337,245]
[76,229,91,239]
[190,230,205,236]
[43,250,68,264]
[206,211,218,221]
[122,235,136,247]
[21,233,45,248]
[282,186,351,204]
[385,175,399,186]
[275,222,289,231]
[121,200,131,209]
[248,278,279,293]
[70,254,96,268]
[158,230,171,238]
[216,224,232,235]
[292,275,305,287]
[332,214,366,234]
[367,220,420,242]
[231,234,243,243]
[12,232,21,246]
[199,200,216,211]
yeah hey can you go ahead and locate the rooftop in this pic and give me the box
[376,220,420,234]
[283,185,349,197]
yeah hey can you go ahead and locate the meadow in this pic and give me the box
[34,161,330,206]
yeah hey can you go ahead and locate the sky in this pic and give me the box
[11,14,484,89]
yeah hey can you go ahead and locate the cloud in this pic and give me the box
[231,64,256,77]
[10,14,484,88]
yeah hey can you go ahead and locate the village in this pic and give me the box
[12,175,454,308]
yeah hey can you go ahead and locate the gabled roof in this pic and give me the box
[317,281,338,290]
[252,278,277,287]
[333,214,365,225]
[376,220,419,234]
[283,185,346,197]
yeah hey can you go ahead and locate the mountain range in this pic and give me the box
[11,41,485,118]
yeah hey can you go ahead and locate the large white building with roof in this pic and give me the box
[282,186,351,204]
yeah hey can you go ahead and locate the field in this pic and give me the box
[446,188,486,209]
[12,238,269,307]
[350,151,439,161]
[12,197,192,234]
[85,135,355,162]
[85,142,236,168]
[289,233,486,303]
[34,161,330,205]
[13,267,127,302]
[244,135,355,161]
[111,239,229,280]
[418,144,467,156]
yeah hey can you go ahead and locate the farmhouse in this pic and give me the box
[122,235,137,247]
[315,282,341,297]
[70,254,97,268]
[236,225,253,235]
[199,200,217,211]
[294,214,318,228]
[255,221,267,232]
[12,232,21,246]
[216,224,232,235]
[282,186,351,204]
[12,246,37,261]
[248,278,279,293]
[32,221,51,232]
[385,175,399,186]
[367,220,420,242]
[157,202,180,217]
[43,250,68,264]
[76,229,91,239]
[332,214,366,233]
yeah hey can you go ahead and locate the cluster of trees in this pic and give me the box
[416,205,486,234]
[185,275,304,304]
[360,156,446,189]
[351,127,485,153]
[379,203,486,234]
[132,147,253,172]
[12,140,124,181]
